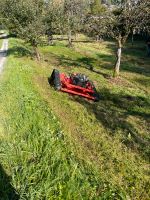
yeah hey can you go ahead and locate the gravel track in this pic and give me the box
[0,34,8,74]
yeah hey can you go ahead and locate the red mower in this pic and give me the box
[49,69,100,101]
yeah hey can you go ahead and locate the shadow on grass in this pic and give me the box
[134,77,150,88]
[71,88,150,161]
[52,38,95,43]
[50,54,112,78]
[121,61,150,76]
[7,40,150,78]
[45,41,150,78]
[103,42,150,76]
[0,164,19,200]
[7,46,32,57]
[0,34,13,40]
[121,44,150,76]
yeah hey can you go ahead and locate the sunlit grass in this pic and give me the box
[39,38,150,199]
[0,38,127,199]
[0,37,150,199]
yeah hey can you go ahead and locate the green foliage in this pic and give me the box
[90,0,106,15]
[1,0,47,59]
[84,0,108,40]
[4,0,46,44]
[63,0,88,46]
[85,0,150,76]
[44,0,65,36]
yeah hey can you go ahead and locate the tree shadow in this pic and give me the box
[123,43,147,58]
[0,35,13,40]
[50,54,112,78]
[96,53,115,70]
[71,88,150,161]
[44,40,150,78]
[134,77,150,88]
[52,38,94,43]
[0,164,19,200]
[7,46,32,57]
[121,61,150,76]
[76,57,110,78]
[103,42,150,76]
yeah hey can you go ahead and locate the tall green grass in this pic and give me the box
[0,39,131,199]
[38,39,150,199]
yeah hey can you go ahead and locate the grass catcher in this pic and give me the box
[49,69,100,101]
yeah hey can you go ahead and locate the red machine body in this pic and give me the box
[49,69,99,101]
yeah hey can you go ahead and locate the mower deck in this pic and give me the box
[49,69,99,101]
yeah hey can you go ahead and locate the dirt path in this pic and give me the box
[0,34,8,74]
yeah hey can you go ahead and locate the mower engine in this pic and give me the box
[71,74,89,88]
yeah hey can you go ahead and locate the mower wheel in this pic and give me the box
[91,83,100,102]
[49,69,61,90]
[93,91,100,102]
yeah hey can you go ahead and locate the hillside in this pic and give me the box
[0,37,150,199]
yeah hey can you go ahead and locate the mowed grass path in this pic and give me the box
[0,38,150,199]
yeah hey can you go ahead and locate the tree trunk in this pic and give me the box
[113,39,122,77]
[68,30,72,47]
[96,35,99,42]
[74,33,77,41]
[48,34,53,45]
[33,45,40,61]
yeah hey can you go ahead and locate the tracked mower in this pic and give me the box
[49,69,100,101]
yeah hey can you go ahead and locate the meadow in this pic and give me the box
[0,36,149,199]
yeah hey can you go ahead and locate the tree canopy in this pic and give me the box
[0,0,149,74]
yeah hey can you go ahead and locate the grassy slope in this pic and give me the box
[0,39,126,200]
[38,39,150,199]
[0,37,149,199]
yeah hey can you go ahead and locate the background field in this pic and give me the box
[0,37,150,199]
